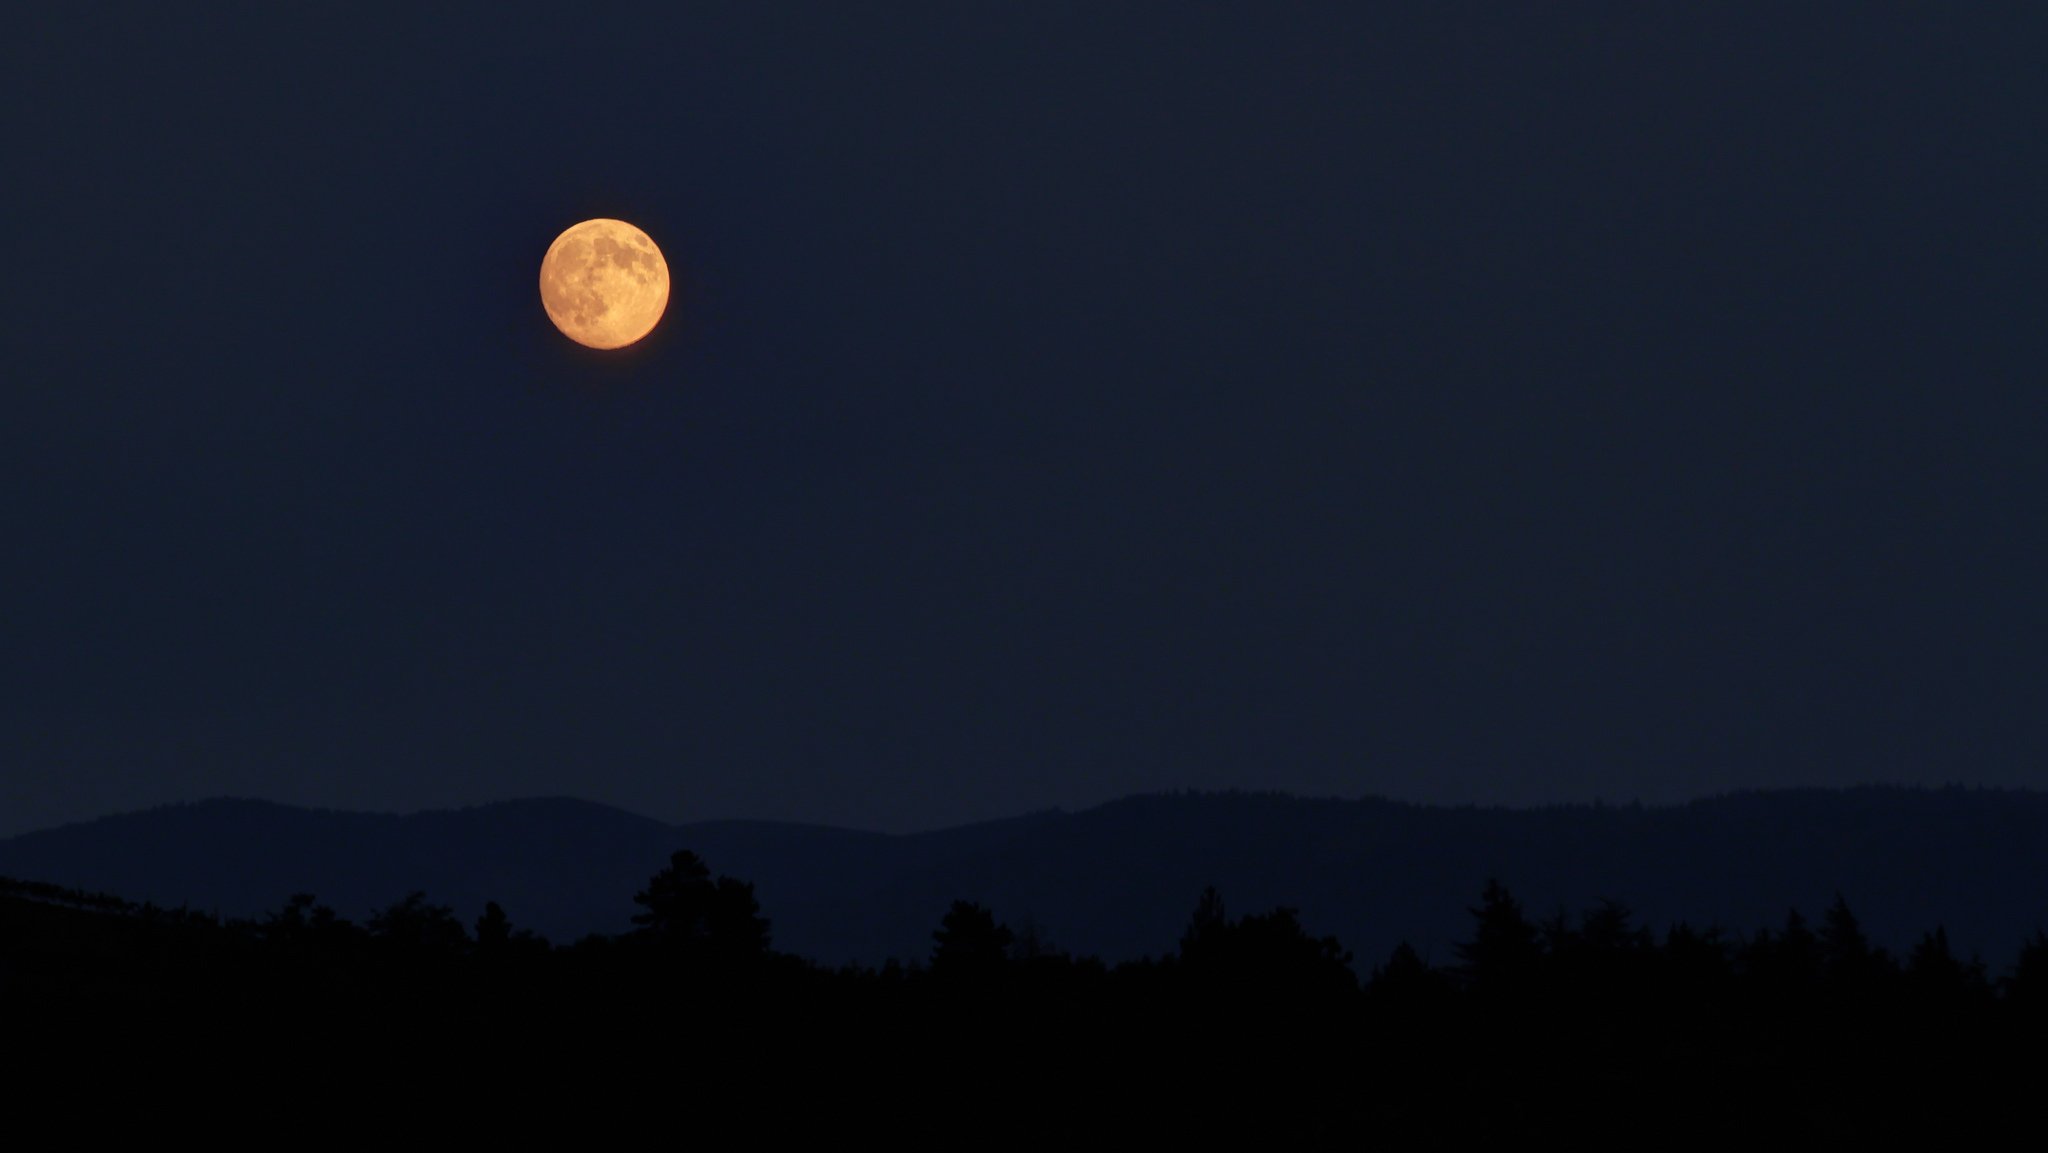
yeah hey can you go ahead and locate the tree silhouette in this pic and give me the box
[2006,931,2048,1013]
[1818,894,1887,991]
[1177,888,1355,999]
[1661,922,1733,994]
[1741,908,1821,999]
[631,850,771,961]
[1008,915,1062,964]
[474,901,546,958]
[931,900,1014,978]
[1368,941,1449,1003]
[1228,907,1356,995]
[1577,899,1652,957]
[1179,885,1228,960]
[1455,880,1541,995]
[367,892,469,959]
[1543,898,1655,1017]
[475,901,514,950]
[261,892,316,941]
[1904,926,1984,1003]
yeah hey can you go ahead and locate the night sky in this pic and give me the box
[4,5,2044,839]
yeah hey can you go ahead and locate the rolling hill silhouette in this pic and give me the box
[3,786,2045,969]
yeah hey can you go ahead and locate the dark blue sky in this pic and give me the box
[3,5,2044,837]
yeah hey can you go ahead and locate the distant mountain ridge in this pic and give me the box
[4,787,2046,970]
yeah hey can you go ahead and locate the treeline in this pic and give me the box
[4,852,2042,1137]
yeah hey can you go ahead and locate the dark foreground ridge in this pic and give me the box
[3,851,2043,1139]
[4,785,2048,968]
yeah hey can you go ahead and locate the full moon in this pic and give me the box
[538,218,670,350]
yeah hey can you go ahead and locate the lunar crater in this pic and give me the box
[539,219,669,349]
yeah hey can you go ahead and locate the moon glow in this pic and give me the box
[539,219,670,349]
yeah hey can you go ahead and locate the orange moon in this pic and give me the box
[538,219,670,349]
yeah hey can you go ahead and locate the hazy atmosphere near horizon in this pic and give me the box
[3,5,2044,840]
